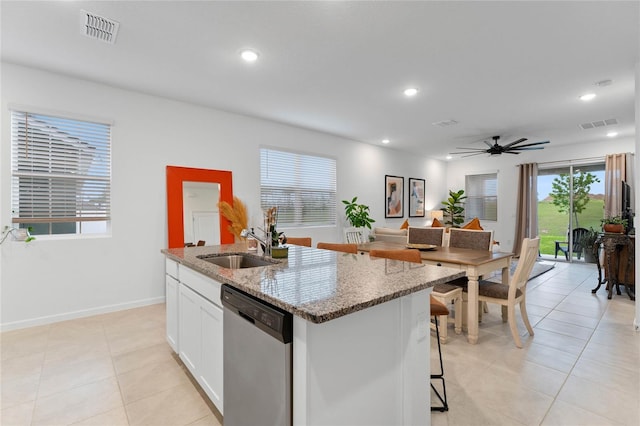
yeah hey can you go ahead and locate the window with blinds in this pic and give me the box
[465,173,497,221]
[10,110,112,236]
[260,148,336,227]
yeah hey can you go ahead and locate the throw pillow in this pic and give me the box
[431,218,443,227]
[400,219,409,229]
[462,217,483,230]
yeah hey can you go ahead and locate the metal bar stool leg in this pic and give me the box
[431,315,449,412]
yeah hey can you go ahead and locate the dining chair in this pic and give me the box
[316,242,358,254]
[448,228,493,250]
[407,227,444,246]
[368,248,449,412]
[475,237,539,348]
[286,237,312,247]
[406,226,462,344]
[448,228,494,315]
[344,227,365,244]
[196,240,206,246]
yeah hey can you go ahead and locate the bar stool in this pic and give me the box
[430,297,449,412]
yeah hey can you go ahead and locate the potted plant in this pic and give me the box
[601,216,628,234]
[441,189,466,228]
[579,227,599,263]
[342,197,375,229]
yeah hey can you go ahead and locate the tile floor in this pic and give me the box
[1,261,638,425]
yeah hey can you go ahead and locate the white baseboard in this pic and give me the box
[0,297,166,332]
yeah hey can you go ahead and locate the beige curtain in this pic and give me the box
[604,153,634,218]
[513,163,538,255]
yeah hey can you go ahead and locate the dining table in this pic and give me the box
[358,241,514,344]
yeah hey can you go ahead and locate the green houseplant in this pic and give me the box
[579,227,599,263]
[441,189,466,228]
[342,197,375,229]
[601,216,628,233]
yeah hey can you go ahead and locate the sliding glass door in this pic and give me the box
[537,162,605,262]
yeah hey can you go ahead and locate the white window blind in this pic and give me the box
[465,173,497,221]
[260,148,336,227]
[11,110,112,235]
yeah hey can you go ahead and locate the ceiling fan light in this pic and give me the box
[579,93,596,101]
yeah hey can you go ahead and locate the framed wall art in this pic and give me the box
[408,178,425,217]
[385,175,404,218]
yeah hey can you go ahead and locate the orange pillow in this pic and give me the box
[400,219,409,229]
[431,217,443,227]
[462,217,483,230]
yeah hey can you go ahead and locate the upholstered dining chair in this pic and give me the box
[368,248,449,412]
[448,228,493,250]
[196,240,206,246]
[407,227,444,246]
[286,237,312,247]
[316,242,358,254]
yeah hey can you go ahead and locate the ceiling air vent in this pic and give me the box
[432,119,459,127]
[579,118,618,130]
[81,10,119,44]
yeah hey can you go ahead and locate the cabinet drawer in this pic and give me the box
[166,258,179,279]
[180,266,223,307]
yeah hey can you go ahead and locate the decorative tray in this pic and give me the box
[406,243,437,251]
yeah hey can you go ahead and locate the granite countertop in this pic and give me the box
[162,243,465,324]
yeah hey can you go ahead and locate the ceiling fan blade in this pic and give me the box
[454,147,488,151]
[510,146,546,151]
[483,140,494,148]
[503,151,520,154]
[450,150,488,155]
[501,138,528,150]
[508,141,550,149]
[461,152,487,158]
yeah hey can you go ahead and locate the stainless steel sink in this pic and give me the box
[197,253,278,269]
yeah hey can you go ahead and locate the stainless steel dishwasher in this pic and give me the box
[221,284,293,426]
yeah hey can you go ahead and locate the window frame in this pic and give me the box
[10,109,112,237]
[465,172,498,221]
[259,147,337,228]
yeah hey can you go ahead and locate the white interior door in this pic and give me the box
[193,211,219,245]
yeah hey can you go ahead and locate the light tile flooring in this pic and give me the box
[1,262,638,425]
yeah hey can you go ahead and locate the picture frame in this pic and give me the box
[408,178,425,217]
[385,175,404,218]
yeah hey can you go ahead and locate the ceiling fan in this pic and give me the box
[451,136,550,157]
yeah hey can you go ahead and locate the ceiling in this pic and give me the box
[1,1,638,159]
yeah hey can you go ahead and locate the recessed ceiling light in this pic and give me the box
[607,131,618,137]
[445,155,453,160]
[579,93,596,101]
[403,88,419,97]
[240,49,259,62]
[382,139,390,144]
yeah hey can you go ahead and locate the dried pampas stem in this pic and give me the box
[218,196,249,239]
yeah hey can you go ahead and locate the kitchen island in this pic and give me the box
[162,243,464,426]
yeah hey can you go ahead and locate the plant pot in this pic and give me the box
[583,249,598,264]
[603,224,624,233]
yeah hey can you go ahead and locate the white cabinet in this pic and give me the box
[166,274,179,352]
[176,266,224,414]
[165,259,180,353]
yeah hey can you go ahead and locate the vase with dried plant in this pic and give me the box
[218,196,249,240]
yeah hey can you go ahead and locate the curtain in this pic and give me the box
[513,163,538,256]
[604,153,634,218]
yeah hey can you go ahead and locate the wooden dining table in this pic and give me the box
[358,241,514,344]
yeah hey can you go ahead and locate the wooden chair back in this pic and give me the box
[316,242,358,254]
[287,237,312,247]
[369,249,421,264]
[510,237,540,295]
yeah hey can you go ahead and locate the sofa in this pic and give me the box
[371,227,408,244]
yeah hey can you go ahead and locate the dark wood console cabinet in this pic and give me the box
[592,233,635,300]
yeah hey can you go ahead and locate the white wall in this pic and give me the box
[0,63,447,329]
[446,137,635,252]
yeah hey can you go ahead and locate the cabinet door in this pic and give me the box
[178,284,200,374]
[199,299,224,413]
[166,275,179,353]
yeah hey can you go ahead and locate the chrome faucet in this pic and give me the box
[241,228,271,256]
